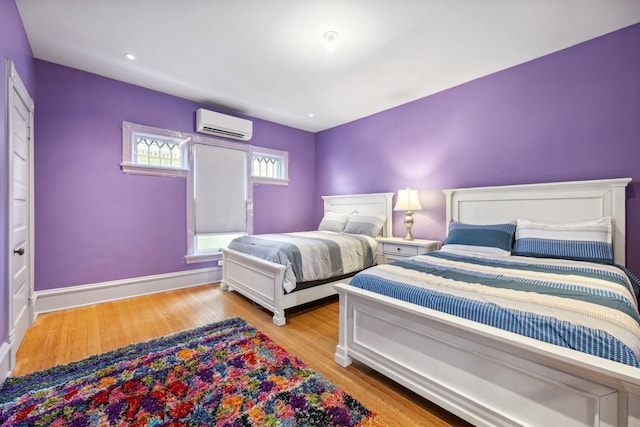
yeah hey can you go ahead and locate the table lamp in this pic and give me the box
[393,188,423,240]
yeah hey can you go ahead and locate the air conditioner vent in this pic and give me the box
[200,126,246,139]
[196,109,253,141]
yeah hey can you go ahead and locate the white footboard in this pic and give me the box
[334,283,640,427]
[221,248,340,325]
[221,248,288,325]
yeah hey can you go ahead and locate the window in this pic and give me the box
[121,122,273,264]
[251,146,288,185]
[195,233,245,253]
[185,140,253,263]
[121,122,190,177]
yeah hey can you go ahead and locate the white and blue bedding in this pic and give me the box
[228,231,377,293]
[349,249,640,366]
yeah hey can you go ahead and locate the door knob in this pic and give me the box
[14,247,24,256]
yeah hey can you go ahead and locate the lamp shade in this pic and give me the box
[393,188,423,211]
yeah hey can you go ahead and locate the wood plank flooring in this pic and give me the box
[13,283,470,426]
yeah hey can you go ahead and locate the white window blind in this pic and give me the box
[194,144,247,235]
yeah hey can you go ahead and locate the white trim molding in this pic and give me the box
[184,252,223,265]
[35,267,221,315]
[0,341,11,384]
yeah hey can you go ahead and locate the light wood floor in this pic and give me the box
[14,283,470,426]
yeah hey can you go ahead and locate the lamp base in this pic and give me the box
[403,211,415,241]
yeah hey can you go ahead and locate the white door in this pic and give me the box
[6,60,34,366]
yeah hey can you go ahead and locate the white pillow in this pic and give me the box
[318,211,351,232]
[513,217,614,264]
[343,214,386,237]
[515,217,611,240]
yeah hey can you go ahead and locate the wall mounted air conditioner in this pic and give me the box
[195,108,253,141]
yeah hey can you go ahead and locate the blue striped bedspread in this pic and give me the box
[349,249,640,366]
[228,231,377,293]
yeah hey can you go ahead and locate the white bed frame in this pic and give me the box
[221,192,393,326]
[335,178,640,427]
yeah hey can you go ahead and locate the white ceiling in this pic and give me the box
[15,0,640,132]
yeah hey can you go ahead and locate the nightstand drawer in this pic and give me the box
[376,238,440,264]
[382,243,420,256]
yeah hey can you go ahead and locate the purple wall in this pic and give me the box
[316,23,640,273]
[7,7,640,304]
[34,61,316,291]
[0,0,35,348]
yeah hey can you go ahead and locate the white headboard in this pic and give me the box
[321,193,394,238]
[443,178,631,265]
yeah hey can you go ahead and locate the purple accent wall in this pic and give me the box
[5,7,640,312]
[316,23,640,272]
[0,0,35,348]
[34,60,315,291]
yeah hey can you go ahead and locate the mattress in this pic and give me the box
[349,249,640,366]
[228,231,377,292]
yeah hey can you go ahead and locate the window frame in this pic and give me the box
[250,146,289,186]
[121,121,190,177]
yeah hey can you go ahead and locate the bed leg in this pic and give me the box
[334,345,352,367]
[272,311,286,326]
[335,288,352,367]
[220,281,229,291]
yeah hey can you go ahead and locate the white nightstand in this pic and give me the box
[376,237,440,264]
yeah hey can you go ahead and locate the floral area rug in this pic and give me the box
[0,317,384,426]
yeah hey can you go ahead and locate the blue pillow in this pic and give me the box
[442,221,516,256]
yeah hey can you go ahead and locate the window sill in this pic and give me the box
[184,252,222,264]
[121,163,188,178]
[252,176,289,186]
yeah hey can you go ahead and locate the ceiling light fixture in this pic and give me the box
[324,31,338,53]
[125,53,136,60]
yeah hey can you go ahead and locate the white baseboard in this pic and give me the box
[35,267,222,315]
[0,341,11,385]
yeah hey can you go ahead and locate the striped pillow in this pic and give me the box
[513,217,614,264]
[442,221,516,256]
[343,214,386,237]
[318,211,351,232]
